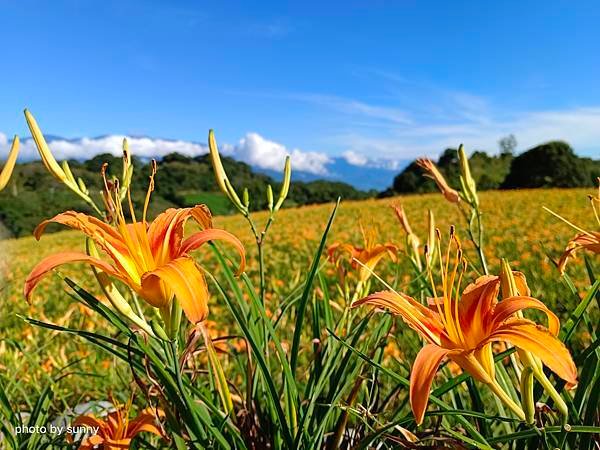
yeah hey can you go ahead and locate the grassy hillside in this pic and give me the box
[1,188,597,406]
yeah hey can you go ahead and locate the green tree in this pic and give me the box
[502,141,593,188]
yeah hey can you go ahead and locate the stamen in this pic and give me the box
[543,206,595,237]
[453,257,466,345]
[589,195,600,227]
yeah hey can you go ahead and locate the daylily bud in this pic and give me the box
[426,210,435,266]
[24,109,69,184]
[520,366,535,425]
[392,203,413,236]
[274,155,291,212]
[0,135,19,192]
[500,258,519,298]
[243,187,250,208]
[25,110,98,211]
[267,184,274,211]
[120,138,133,199]
[208,130,248,214]
[61,160,77,185]
[150,320,170,341]
[77,177,89,196]
[392,204,421,270]
[457,144,478,207]
[416,157,460,203]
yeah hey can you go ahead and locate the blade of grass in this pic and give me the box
[290,199,339,373]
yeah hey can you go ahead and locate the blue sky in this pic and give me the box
[1,0,599,174]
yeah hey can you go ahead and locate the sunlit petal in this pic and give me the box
[353,291,444,344]
[484,318,577,386]
[558,232,600,274]
[410,344,449,425]
[180,228,246,275]
[24,252,125,301]
[491,296,560,336]
[142,257,210,324]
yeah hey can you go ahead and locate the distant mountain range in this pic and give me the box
[257,157,406,191]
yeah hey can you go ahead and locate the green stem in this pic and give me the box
[487,380,525,421]
[533,369,569,424]
[475,210,489,275]
[200,323,235,419]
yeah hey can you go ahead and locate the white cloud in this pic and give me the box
[0,131,333,176]
[0,134,209,162]
[231,132,331,174]
[342,150,368,166]
[328,107,600,160]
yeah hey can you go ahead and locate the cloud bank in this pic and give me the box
[0,132,335,176]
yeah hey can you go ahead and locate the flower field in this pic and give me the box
[0,118,599,449]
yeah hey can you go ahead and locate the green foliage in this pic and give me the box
[388,147,513,196]
[502,141,600,188]
[386,142,598,196]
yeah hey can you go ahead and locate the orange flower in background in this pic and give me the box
[558,232,600,274]
[70,404,164,450]
[549,179,600,274]
[415,158,460,203]
[327,225,398,283]
[24,164,245,325]
[353,231,577,425]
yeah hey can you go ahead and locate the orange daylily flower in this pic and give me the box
[70,405,164,450]
[353,233,577,425]
[558,232,600,274]
[24,164,245,325]
[327,225,398,283]
[415,158,460,203]
[551,180,600,274]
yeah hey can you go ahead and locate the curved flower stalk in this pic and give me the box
[69,402,164,449]
[0,135,19,192]
[24,162,246,329]
[545,179,600,274]
[352,228,577,425]
[327,224,398,290]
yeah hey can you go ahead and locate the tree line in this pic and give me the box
[380,140,600,198]
[0,152,369,237]
[1,140,598,238]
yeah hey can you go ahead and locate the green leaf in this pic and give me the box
[290,198,339,373]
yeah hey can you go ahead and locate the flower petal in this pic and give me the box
[141,257,209,323]
[410,344,449,425]
[491,296,560,336]
[147,205,214,264]
[126,411,164,439]
[180,228,246,275]
[484,318,577,385]
[352,291,444,344]
[24,252,123,302]
[33,211,137,278]
[459,275,500,333]
[72,415,109,438]
[558,232,600,274]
